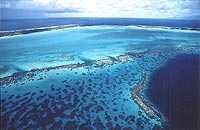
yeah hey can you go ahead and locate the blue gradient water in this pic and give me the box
[0,21,200,130]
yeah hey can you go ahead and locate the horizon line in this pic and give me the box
[1,17,200,21]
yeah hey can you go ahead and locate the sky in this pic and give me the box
[0,0,200,19]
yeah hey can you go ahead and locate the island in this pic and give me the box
[131,72,161,119]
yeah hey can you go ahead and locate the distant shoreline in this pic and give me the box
[0,24,199,37]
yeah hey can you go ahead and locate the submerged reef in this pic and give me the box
[0,46,199,130]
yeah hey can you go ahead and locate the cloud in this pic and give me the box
[1,0,199,19]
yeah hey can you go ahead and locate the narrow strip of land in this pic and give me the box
[0,24,79,37]
[1,24,199,37]
[131,72,161,119]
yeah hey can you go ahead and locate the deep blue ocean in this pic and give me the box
[1,17,200,31]
[147,54,199,130]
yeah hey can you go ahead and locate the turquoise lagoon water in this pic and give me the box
[0,25,199,129]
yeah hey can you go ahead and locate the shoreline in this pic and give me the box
[131,72,161,119]
[0,24,199,37]
[0,24,80,37]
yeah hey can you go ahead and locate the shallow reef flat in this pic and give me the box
[0,25,199,130]
[1,47,199,130]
